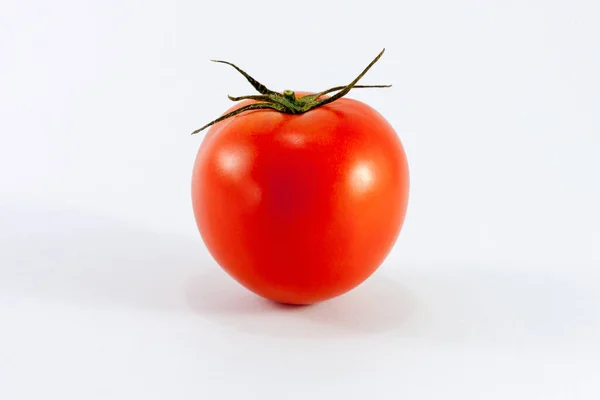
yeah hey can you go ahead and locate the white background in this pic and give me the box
[1,0,600,398]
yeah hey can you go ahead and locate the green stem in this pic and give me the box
[192,49,391,134]
[299,84,392,102]
[309,49,386,108]
[209,59,278,95]
[191,102,285,134]
[283,90,296,103]
[227,94,271,102]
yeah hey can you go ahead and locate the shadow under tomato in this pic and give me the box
[185,268,416,338]
[186,262,600,347]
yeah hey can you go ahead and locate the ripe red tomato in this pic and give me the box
[191,51,409,304]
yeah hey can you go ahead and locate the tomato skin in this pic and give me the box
[192,95,409,304]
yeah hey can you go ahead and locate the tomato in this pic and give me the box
[191,50,409,304]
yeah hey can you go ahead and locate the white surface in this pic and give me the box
[1,0,600,398]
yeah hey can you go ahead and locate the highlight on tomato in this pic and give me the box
[191,49,409,305]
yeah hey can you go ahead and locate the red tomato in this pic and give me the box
[191,92,410,305]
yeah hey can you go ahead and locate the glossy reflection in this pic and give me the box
[216,146,249,181]
[350,161,376,194]
[278,131,307,148]
[215,146,262,207]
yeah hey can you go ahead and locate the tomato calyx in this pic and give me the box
[191,49,391,135]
